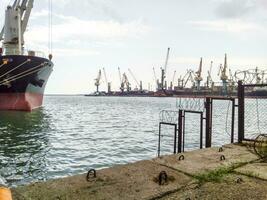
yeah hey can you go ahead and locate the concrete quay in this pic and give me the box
[12,144,267,200]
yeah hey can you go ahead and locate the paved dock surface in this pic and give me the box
[12,144,267,200]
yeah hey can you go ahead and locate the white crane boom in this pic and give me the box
[164,47,170,73]
[21,0,34,33]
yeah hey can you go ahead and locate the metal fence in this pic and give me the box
[158,81,267,157]
[238,81,267,142]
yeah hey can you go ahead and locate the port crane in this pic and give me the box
[234,67,267,84]
[94,69,102,93]
[170,70,176,90]
[121,73,131,92]
[103,68,111,93]
[194,57,203,91]
[182,69,195,88]
[128,69,142,91]
[206,61,214,90]
[0,0,34,55]
[218,54,229,94]
[160,47,170,91]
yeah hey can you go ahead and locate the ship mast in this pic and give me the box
[0,0,34,55]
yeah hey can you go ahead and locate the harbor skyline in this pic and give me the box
[1,0,267,94]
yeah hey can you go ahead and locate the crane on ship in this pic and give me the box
[218,54,229,94]
[103,68,111,94]
[194,57,203,91]
[128,68,142,91]
[94,69,102,93]
[0,0,35,55]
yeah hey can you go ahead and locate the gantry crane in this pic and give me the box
[95,69,101,93]
[194,57,203,91]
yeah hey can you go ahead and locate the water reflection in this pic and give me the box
[0,109,51,186]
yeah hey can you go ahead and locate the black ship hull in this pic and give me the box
[0,55,53,111]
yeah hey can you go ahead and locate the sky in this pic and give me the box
[0,0,267,94]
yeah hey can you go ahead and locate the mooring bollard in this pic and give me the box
[86,169,97,182]
[158,171,168,185]
[236,177,243,184]
[178,155,185,161]
[219,147,223,152]
[220,155,226,161]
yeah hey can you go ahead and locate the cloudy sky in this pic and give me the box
[1,0,267,94]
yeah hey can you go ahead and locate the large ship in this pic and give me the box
[0,0,53,111]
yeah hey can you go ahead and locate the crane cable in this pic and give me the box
[48,0,53,55]
[0,63,46,86]
[0,60,30,79]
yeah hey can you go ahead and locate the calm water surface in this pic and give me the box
[0,96,265,186]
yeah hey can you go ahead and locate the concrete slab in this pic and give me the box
[12,160,193,200]
[235,162,267,180]
[159,174,267,200]
[153,144,259,176]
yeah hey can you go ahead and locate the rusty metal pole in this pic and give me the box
[178,110,183,153]
[238,81,245,143]
[205,97,212,148]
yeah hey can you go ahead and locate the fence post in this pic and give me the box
[238,81,245,143]
[231,99,235,143]
[178,110,183,153]
[205,97,212,148]
[158,123,162,157]
[174,124,177,154]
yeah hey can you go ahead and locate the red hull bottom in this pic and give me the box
[0,93,43,111]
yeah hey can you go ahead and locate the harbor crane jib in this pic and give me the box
[128,68,142,91]
[160,47,170,91]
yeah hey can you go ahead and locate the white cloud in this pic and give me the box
[53,48,100,57]
[25,14,150,47]
[188,19,264,33]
